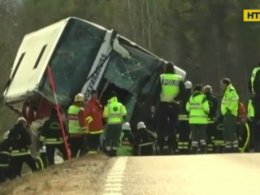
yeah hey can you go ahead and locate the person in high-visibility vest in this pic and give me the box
[67,93,87,157]
[117,122,135,156]
[39,108,69,165]
[103,91,127,156]
[84,90,104,154]
[177,80,192,154]
[8,117,37,178]
[186,85,209,154]
[248,96,260,152]
[156,62,185,154]
[249,61,260,96]
[204,85,218,153]
[220,78,239,153]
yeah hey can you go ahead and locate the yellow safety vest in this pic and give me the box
[67,105,83,135]
[186,93,209,124]
[103,97,127,124]
[248,99,255,118]
[221,84,239,117]
[160,73,182,102]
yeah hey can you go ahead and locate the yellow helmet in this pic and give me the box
[74,93,85,102]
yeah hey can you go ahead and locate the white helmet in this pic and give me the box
[137,121,146,130]
[3,130,10,140]
[74,93,85,102]
[17,117,27,125]
[122,122,131,131]
[184,80,193,89]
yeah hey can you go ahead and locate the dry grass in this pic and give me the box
[0,154,113,195]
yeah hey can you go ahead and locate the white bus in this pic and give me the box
[3,17,186,121]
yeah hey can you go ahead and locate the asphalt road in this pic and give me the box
[103,154,260,195]
[2,154,260,195]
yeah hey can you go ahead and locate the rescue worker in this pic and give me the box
[39,108,69,165]
[103,91,127,156]
[135,121,156,156]
[117,122,135,156]
[204,85,218,153]
[67,93,87,157]
[177,80,192,154]
[8,117,37,178]
[249,61,260,96]
[220,78,239,153]
[186,84,209,154]
[0,133,12,182]
[156,62,185,154]
[248,96,260,152]
[84,90,104,154]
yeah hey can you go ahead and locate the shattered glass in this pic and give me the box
[40,19,106,106]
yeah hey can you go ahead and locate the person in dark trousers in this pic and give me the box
[153,62,185,154]
[0,134,12,183]
[84,90,104,154]
[39,108,69,166]
[135,121,156,156]
[177,80,192,154]
[204,85,218,153]
[248,96,260,152]
[103,91,127,156]
[220,78,239,153]
[186,85,209,154]
[8,117,37,178]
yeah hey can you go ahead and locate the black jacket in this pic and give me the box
[121,130,135,146]
[0,141,11,167]
[135,128,156,145]
[40,115,68,140]
[8,124,31,151]
[205,93,218,119]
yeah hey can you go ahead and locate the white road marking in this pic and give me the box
[103,157,128,195]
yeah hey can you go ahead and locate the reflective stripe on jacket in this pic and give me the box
[251,67,260,94]
[248,99,254,118]
[11,149,30,156]
[44,138,64,145]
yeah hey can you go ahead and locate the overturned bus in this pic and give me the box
[3,17,186,125]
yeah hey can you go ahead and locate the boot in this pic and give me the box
[231,147,239,153]
[223,147,232,153]
[191,147,198,154]
[199,145,207,154]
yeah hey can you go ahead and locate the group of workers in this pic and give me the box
[0,61,260,182]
